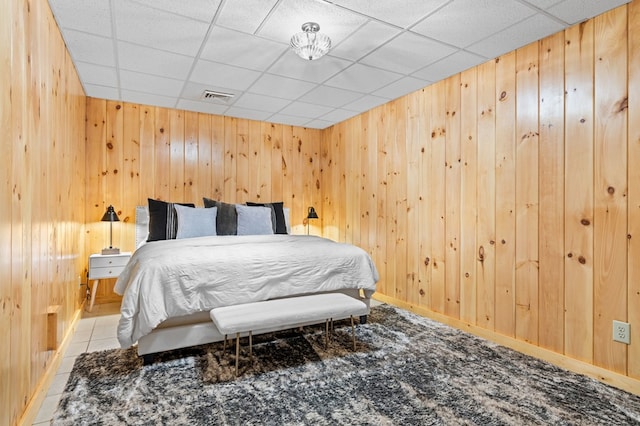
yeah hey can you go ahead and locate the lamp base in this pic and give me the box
[101,247,120,255]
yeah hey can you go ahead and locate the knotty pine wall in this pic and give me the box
[1,0,86,425]
[84,98,322,304]
[321,3,640,386]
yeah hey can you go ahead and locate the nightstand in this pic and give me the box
[87,252,131,312]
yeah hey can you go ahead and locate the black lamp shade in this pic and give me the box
[101,205,120,222]
[307,206,319,220]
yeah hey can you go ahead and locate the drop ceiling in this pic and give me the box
[49,0,630,129]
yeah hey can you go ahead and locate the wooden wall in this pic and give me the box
[0,0,86,424]
[84,99,322,303]
[321,3,640,386]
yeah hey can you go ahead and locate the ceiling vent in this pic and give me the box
[201,90,234,102]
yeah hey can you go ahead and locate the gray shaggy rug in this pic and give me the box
[53,305,640,425]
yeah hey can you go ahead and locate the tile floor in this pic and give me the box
[33,303,122,425]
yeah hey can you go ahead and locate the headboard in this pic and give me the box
[135,205,291,249]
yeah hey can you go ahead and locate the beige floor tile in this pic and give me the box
[87,337,120,352]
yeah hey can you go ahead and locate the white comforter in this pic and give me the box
[114,235,379,348]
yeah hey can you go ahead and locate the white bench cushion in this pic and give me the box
[210,293,368,336]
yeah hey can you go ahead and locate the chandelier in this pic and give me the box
[290,22,331,61]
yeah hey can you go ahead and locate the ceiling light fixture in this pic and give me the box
[290,22,331,61]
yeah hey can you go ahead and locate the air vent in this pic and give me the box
[201,90,234,102]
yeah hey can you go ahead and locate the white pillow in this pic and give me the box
[236,205,274,236]
[175,205,217,239]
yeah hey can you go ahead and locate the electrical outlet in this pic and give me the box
[613,320,630,344]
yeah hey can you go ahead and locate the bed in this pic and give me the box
[114,202,379,360]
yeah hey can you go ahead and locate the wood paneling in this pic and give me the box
[1,0,86,424]
[320,1,640,390]
[628,0,640,379]
[593,6,628,373]
[564,19,595,363]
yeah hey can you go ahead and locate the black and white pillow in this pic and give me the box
[147,198,195,242]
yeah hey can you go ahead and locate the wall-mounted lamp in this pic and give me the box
[306,206,319,235]
[101,205,120,255]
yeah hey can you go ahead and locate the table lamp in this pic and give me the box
[101,205,120,255]
[306,206,318,235]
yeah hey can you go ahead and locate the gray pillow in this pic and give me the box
[175,205,217,239]
[203,198,237,235]
[236,205,274,236]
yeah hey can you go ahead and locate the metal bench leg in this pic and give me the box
[325,319,329,349]
[249,331,253,357]
[223,334,227,352]
[235,332,240,377]
[351,315,356,350]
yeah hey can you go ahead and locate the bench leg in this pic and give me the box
[249,331,253,357]
[359,315,367,324]
[351,316,356,351]
[325,319,329,349]
[223,334,227,352]
[235,332,240,377]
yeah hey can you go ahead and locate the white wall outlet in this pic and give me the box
[613,320,630,344]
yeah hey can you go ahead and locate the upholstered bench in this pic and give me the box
[209,293,369,376]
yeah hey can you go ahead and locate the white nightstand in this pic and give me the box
[87,252,131,312]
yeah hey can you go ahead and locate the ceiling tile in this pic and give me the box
[412,50,487,82]
[304,119,333,129]
[215,0,279,33]
[176,99,230,115]
[319,108,360,123]
[546,0,630,24]
[49,0,112,37]
[84,84,120,101]
[373,76,432,100]
[411,0,537,48]
[120,90,177,109]
[257,0,368,45]
[328,21,400,61]
[201,27,288,71]
[521,0,564,9]
[130,0,222,22]
[342,94,391,113]
[331,0,451,28]
[299,85,363,108]
[225,107,272,121]
[119,70,185,98]
[466,13,564,59]
[248,74,316,99]
[360,32,457,75]
[75,62,118,86]
[233,93,290,113]
[63,30,115,67]
[278,101,334,119]
[267,53,352,84]
[325,63,402,93]
[118,42,195,80]
[268,113,313,127]
[190,59,261,90]
[114,1,210,56]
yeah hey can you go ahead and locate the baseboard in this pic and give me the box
[17,305,83,426]
[372,293,640,397]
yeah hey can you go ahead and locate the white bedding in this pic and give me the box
[114,235,379,348]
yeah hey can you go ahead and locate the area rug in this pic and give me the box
[53,305,640,425]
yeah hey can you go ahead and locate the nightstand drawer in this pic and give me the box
[90,255,130,268]
[88,265,126,280]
